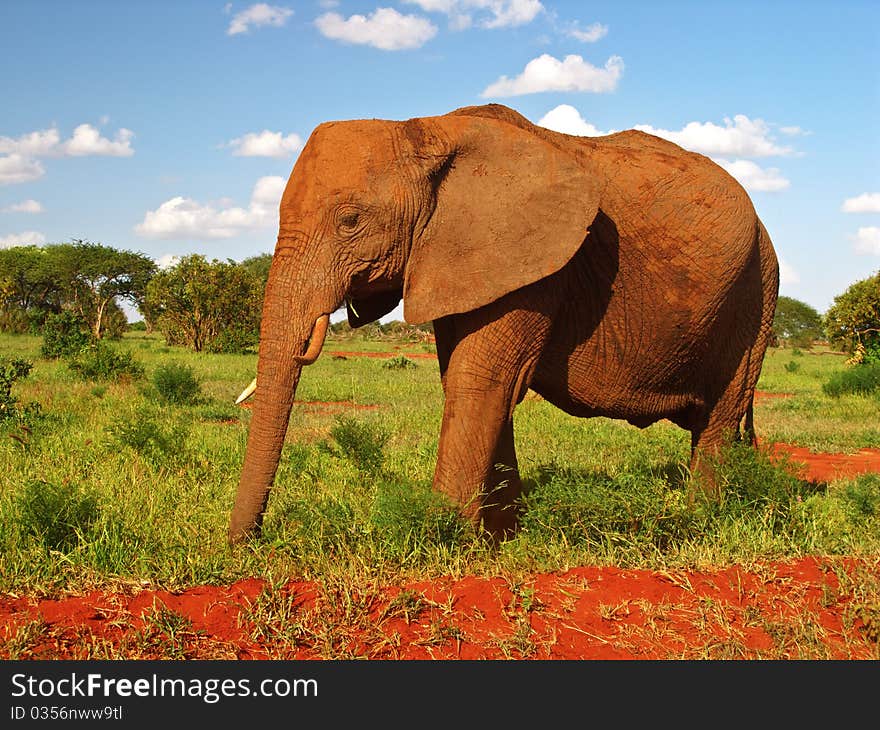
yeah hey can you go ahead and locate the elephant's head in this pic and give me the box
[228,104,601,543]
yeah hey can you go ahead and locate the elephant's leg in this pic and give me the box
[688,348,763,498]
[431,304,551,541]
[482,419,522,542]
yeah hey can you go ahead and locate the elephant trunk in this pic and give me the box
[228,256,332,544]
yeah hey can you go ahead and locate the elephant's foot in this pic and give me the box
[478,477,522,545]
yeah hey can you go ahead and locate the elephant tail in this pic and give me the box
[743,392,757,448]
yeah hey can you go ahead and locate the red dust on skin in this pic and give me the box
[0,558,876,660]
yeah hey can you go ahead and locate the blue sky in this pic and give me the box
[1,1,878,321]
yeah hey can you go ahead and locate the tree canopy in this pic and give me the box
[772,296,824,348]
[0,241,154,337]
[143,254,265,353]
[824,270,880,363]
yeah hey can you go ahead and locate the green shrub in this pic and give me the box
[822,363,880,398]
[206,325,257,354]
[282,495,361,555]
[327,416,388,474]
[703,442,823,531]
[370,481,468,560]
[67,341,144,382]
[151,362,201,405]
[382,355,417,370]
[105,407,188,469]
[520,466,694,550]
[784,360,801,373]
[40,311,94,359]
[14,480,99,552]
[0,357,42,428]
[127,320,147,332]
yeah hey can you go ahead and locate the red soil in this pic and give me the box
[327,350,437,359]
[1,557,876,660]
[6,389,876,660]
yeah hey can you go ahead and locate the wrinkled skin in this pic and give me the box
[228,103,779,544]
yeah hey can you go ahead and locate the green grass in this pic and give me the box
[0,331,878,597]
[756,347,880,451]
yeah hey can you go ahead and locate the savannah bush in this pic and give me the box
[795,474,880,552]
[382,355,417,370]
[822,362,880,398]
[105,407,188,469]
[326,416,388,474]
[67,341,144,382]
[40,311,93,359]
[151,362,202,405]
[13,479,99,552]
[0,357,42,428]
[370,480,468,561]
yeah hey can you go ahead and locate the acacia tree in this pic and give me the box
[772,296,824,348]
[824,271,880,363]
[52,240,156,339]
[143,254,263,352]
[0,246,64,332]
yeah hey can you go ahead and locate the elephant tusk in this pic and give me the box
[294,313,331,366]
[235,377,257,404]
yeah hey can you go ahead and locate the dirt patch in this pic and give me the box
[299,400,380,413]
[1,557,876,660]
[237,400,379,413]
[767,442,880,483]
[753,391,793,402]
[327,350,437,360]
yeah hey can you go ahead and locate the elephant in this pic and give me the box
[228,103,779,545]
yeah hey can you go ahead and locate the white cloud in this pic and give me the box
[156,253,181,270]
[135,176,286,240]
[316,8,437,50]
[842,192,880,214]
[779,125,809,136]
[778,259,799,286]
[633,116,793,158]
[0,154,45,185]
[853,226,880,255]
[537,104,613,136]
[60,124,134,157]
[0,230,46,248]
[404,1,543,29]
[481,54,624,97]
[713,159,790,192]
[0,123,134,185]
[3,199,43,213]
[481,0,543,28]
[227,3,293,35]
[0,124,133,158]
[227,130,303,158]
[566,21,608,43]
[0,128,61,156]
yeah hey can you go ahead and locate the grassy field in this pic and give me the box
[1,331,878,598]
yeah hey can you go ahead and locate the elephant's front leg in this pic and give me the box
[432,303,552,541]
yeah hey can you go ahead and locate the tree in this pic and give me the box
[824,271,880,363]
[771,296,824,348]
[0,246,63,332]
[51,240,156,339]
[143,254,263,352]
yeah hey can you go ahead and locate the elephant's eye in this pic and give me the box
[336,207,363,234]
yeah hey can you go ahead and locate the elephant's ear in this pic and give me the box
[347,289,402,328]
[402,114,600,324]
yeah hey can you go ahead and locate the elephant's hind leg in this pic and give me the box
[688,346,764,499]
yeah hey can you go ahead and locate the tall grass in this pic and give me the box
[0,331,878,596]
